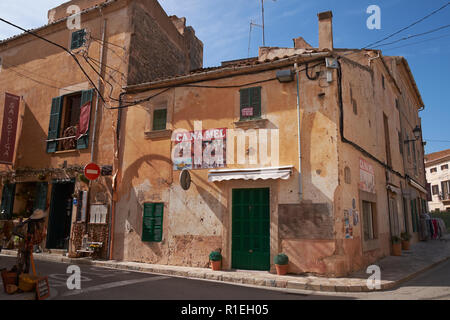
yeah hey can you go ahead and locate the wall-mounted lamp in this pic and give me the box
[276,69,295,83]
[404,125,422,143]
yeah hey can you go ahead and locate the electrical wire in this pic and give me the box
[118,61,325,108]
[341,2,450,58]
[0,17,107,104]
[85,55,126,78]
[373,24,450,48]
[364,2,450,49]
[3,62,85,92]
[90,36,126,50]
[380,33,450,51]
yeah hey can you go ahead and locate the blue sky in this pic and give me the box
[0,0,449,154]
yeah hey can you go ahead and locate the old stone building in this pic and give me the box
[114,11,427,276]
[425,149,450,212]
[0,0,202,258]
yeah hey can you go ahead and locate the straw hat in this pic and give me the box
[28,209,47,221]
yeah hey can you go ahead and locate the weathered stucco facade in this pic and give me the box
[114,11,428,276]
[0,0,202,258]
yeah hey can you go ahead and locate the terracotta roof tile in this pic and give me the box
[425,149,450,164]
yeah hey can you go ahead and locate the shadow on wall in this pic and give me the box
[15,101,52,169]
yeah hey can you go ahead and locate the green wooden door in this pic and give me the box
[232,188,270,271]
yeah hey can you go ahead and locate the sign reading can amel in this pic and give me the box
[0,93,20,165]
[172,128,226,171]
[359,158,375,193]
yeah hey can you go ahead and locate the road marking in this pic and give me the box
[62,276,169,297]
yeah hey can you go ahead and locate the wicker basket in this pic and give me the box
[18,274,39,292]
[1,270,18,293]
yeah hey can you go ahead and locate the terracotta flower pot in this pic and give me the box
[211,260,221,271]
[401,240,410,251]
[392,243,402,256]
[275,264,288,275]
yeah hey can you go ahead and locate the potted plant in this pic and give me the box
[274,253,289,275]
[391,236,402,256]
[209,251,222,271]
[400,232,412,250]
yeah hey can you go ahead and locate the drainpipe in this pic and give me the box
[90,19,107,163]
[294,63,303,199]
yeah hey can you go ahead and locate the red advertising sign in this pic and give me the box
[241,107,254,117]
[84,162,101,181]
[0,93,20,165]
[172,128,227,171]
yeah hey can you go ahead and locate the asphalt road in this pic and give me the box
[0,256,349,300]
[1,255,449,300]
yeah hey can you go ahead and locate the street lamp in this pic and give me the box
[404,125,422,143]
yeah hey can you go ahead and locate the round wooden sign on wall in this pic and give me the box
[180,169,191,191]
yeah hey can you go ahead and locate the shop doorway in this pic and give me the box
[232,188,270,271]
[46,181,75,250]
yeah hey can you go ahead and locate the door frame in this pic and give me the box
[231,187,271,271]
[46,180,75,249]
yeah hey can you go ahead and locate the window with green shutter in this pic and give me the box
[46,89,94,153]
[411,199,418,232]
[152,109,167,131]
[33,182,48,211]
[76,89,94,150]
[142,203,164,242]
[240,87,261,120]
[71,29,86,50]
[46,96,64,153]
[1,183,16,220]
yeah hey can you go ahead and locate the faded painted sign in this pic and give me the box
[0,93,20,164]
[359,158,375,193]
[172,128,227,171]
[344,209,353,239]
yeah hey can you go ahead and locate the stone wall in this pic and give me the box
[127,1,203,85]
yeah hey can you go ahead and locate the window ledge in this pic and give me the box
[234,118,268,129]
[145,129,172,140]
[54,149,79,155]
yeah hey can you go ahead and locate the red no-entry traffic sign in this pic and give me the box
[84,162,101,181]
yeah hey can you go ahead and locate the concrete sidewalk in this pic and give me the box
[1,235,449,295]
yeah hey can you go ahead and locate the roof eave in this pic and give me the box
[124,52,332,93]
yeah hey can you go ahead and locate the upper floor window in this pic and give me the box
[152,108,167,131]
[442,164,449,171]
[432,185,439,195]
[382,75,385,90]
[430,167,437,173]
[239,87,261,121]
[71,29,86,50]
[46,89,94,153]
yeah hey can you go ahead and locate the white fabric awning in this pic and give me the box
[408,177,428,194]
[208,166,294,182]
[387,184,401,194]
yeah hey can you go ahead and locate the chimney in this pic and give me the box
[317,11,333,51]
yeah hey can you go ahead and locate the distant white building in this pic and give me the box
[425,149,450,212]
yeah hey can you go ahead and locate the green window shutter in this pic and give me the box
[71,29,86,50]
[1,183,16,220]
[152,109,167,131]
[77,89,94,150]
[142,203,164,242]
[250,87,262,118]
[240,87,261,120]
[33,182,48,211]
[46,96,64,153]
[411,200,417,232]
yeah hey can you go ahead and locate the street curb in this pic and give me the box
[1,250,449,293]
